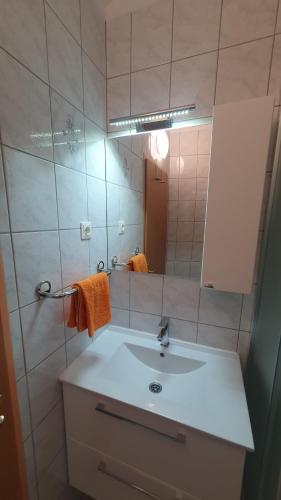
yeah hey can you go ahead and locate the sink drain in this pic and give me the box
[149,382,162,394]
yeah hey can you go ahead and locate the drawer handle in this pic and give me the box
[98,461,165,500]
[95,403,186,444]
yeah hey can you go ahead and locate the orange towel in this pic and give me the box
[67,273,111,337]
[127,253,148,273]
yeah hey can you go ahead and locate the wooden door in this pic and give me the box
[0,255,28,500]
[144,159,168,274]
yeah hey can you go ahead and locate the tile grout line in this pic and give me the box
[213,0,224,105]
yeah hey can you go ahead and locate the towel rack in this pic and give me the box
[36,261,111,299]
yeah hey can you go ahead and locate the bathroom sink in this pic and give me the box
[124,342,205,374]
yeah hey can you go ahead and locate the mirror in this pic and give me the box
[106,120,212,280]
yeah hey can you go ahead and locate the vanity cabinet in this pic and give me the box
[201,95,274,293]
[63,383,246,500]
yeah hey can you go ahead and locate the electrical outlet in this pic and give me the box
[80,221,92,240]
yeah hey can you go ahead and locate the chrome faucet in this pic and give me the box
[157,317,170,347]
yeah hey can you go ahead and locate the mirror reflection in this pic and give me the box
[106,121,212,280]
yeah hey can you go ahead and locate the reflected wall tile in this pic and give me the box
[177,222,194,242]
[66,330,92,365]
[9,310,25,380]
[178,201,195,221]
[198,125,212,154]
[173,0,221,60]
[171,52,217,118]
[179,179,196,200]
[168,201,178,221]
[179,156,197,178]
[81,0,105,75]
[168,179,179,200]
[169,131,180,156]
[132,0,173,71]
[4,147,58,232]
[191,242,203,261]
[174,261,190,277]
[269,34,281,105]
[21,299,65,371]
[197,156,209,177]
[190,262,202,281]
[13,231,62,307]
[107,14,131,78]
[169,318,197,342]
[111,307,130,328]
[33,402,65,479]
[220,0,278,47]
[196,178,208,201]
[24,437,37,500]
[167,221,177,241]
[131,64,170,115]
[194,221,205,242]
[179,127,198,156]
[0,49,52,160]
[110,271,130,309]
[51,91,85,172]
[277,2,281,32]
[46,6,83,111]
[169,157,179,178]
[216,38,273,105]
[130,311,161,334]
[0,0,48,81]
[199,288,243,329]
[107,75,130,120]
[60,229,90,287]
[167,242,176,260]
[131,156,144,193]
[197,323,238,351]
[83,53,106,129]
[56,165,87,229]
[195,201,206,221]
[175,242,192,261]
[131,273,163,315]
[28,346,66,429]
[89,227,107,273]
[47,0,81,43]
[163,276,200,321]
[0,150,9,233]
[0,234,18,312]
[85,119,105,180]
[107,183,120,226]
[17,376,31,440]
[87,176,106,227]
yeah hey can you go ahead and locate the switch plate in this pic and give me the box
[118,220,125,235]
[80,221,92,240]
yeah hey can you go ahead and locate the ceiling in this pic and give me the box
[105,0,159,19]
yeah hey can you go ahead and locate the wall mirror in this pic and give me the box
[106,119,212,282]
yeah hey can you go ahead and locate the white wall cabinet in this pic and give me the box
[201,96,274,293]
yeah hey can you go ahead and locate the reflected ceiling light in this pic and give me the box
[109,105,196,132]
[149,130,169,160]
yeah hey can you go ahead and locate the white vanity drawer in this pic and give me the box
[67,438,199,500]
[63,384,245,500]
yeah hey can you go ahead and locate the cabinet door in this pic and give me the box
[201,96,274,293]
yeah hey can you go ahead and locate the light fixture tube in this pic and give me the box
[109,105,196,128]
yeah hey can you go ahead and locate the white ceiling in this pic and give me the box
[105,0,159,20]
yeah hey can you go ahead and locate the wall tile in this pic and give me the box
[220,0,278,47]
[87,176,106,227]
[169,131,180,156]
[0,233,18,312]
[46,6,83,110]
[24,436,38,500]
[0,150,9,233]
[240,291,255,332]
[179,156,197,178]
[33,402,65,479]
[37,447,70,500]
[277,2,281,32]
[0,0,48,81]
[66,330,92,365]
[107,75,131,120]
[13,231,62,307]
[132,0,173,71]
[197,323,238,351]
[269,34,281,105]
[60,229,90,287]
[17,376,31,440]
[9,310,25,380]
[163,276,199,321]
[169,318,197,342]
[47,0,81,43]
[131,64,170,115]
[0,49,52,160]
[89,227,108,274]
[238,331,251,370]
[4,147,58,232]
[111,307,130,327]
[85,120,106,180]
[110,271,130,309]
[198,125,212,154]
[173,0,221,60]
[107,14,131,78]
[216,38,273,105]
[179,127,198,155]
[130,311,161,334]
[131,273,163,314]
[197,155,209,177]
[56,165,87,229]
[81,0,106,75]
[28,346,66,429]
[83,53,106,129]
[51,91,86,172]
[21,299,65,371]
[199,288,243,329]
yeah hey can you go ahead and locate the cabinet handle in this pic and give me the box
[98,461,165,500]
[95,403,186,444]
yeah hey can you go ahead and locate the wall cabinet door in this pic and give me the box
[201,96,274,293]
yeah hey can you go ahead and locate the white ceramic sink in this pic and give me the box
[60,325,254,451]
